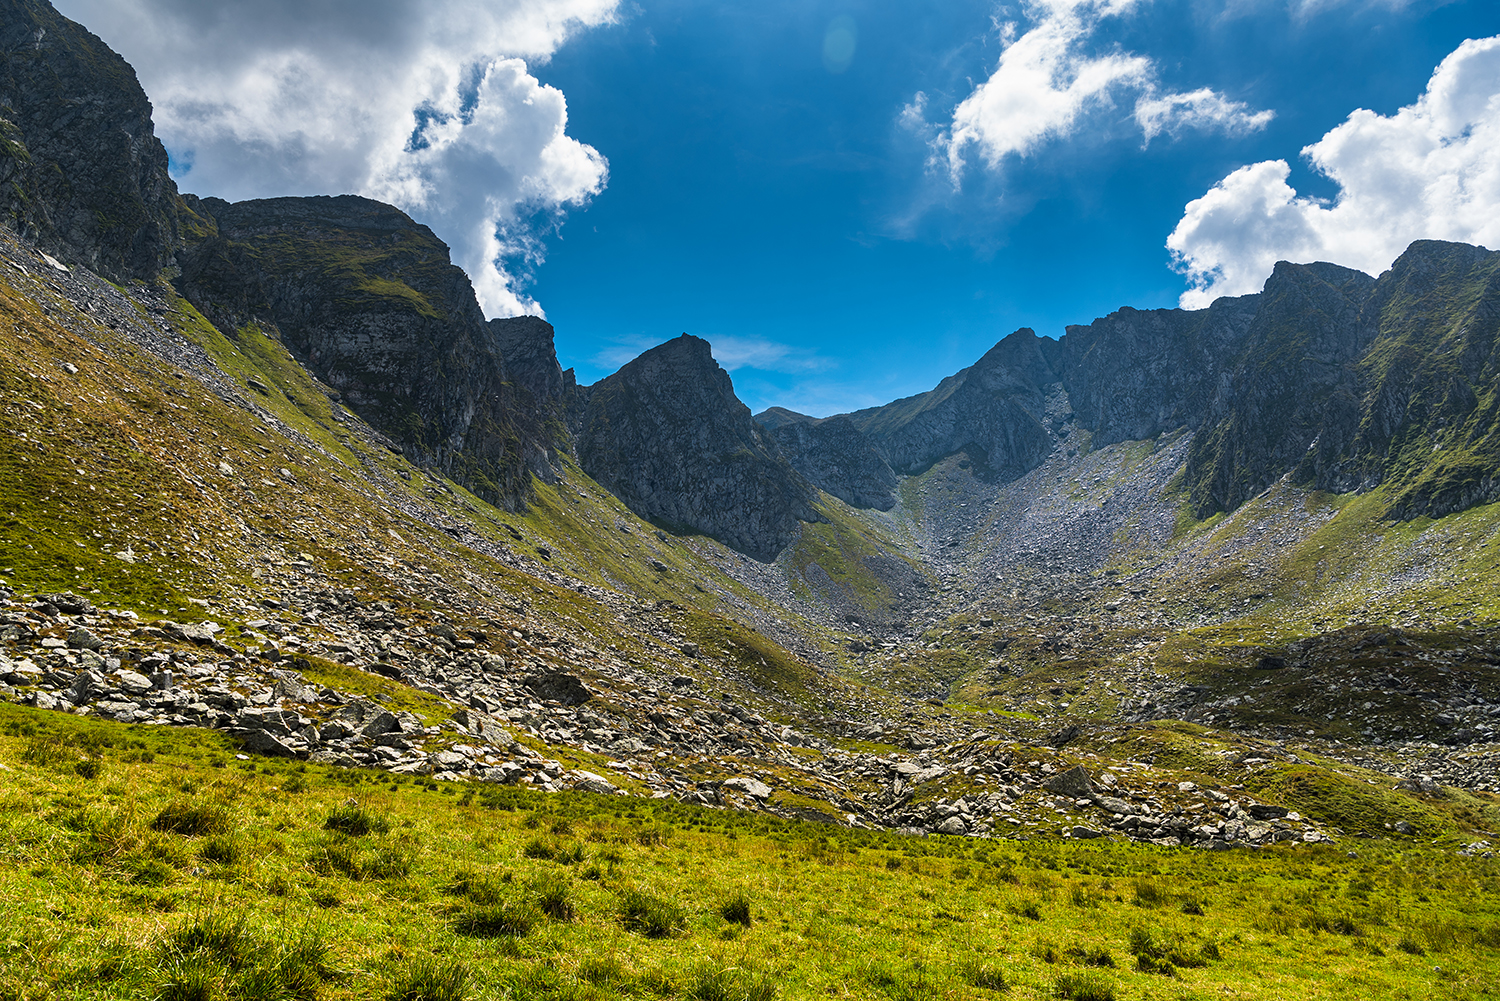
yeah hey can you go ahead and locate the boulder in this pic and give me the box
[936,815,968,836]
[1042,765,1094,799]
[523,672,592,706]
[39,593,95,615]
[1397,774,1443,796]
[429,750,471,771]
[66,627,103,651]
[361,710,402,737]
[117,670,152,695]
[572,770,620,795]
[1095,795,1139,816]
[723,776,772,800]
[232,729,299,757]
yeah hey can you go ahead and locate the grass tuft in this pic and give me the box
[385,957,469,1001]
[957,957,1008,991]
[686,962,777,1001]
[453,899,541,938]
[720,890,753,927]
[152,800,231,837]
[618,888,686,938]
[528,873,574,922]
[1054,970,1114,1001]
[323,804,390,837]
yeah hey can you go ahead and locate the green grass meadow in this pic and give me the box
[2,704,1498,1001]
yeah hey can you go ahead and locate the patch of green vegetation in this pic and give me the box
[1248,766,1455,840]
[290,655,450,725]
[8,700,1500,1000]
[788,499,921,622]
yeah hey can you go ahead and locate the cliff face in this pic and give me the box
[0,0,185,281]
[576,336,819,561]
[762,412,899,511]
[1181,261,1379,515]
[1348,241,1500,520]
[1054,296,1259,447]
[0,1,573,513]
[175,195,566,508]
[490,315,574,421]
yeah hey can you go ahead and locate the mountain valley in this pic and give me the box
[3,1,1500,997]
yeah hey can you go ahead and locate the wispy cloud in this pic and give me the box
[711,336,833,374]
[906,0,1272,185]
[1135,87,1275,144]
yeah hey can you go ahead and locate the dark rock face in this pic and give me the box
[1183,261,1379,516]
[1053,296,1259,447]
[1348,241,1500,520]
[758,410,898,511]
[175,195,563,509]
[576,335,819,561]
[0,0,184,280]
[490,315,574,422]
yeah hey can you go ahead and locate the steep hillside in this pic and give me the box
[174,195,566,510]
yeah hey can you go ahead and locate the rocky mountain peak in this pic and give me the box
[577,335,820,561]
[0,0,183,280]
[489,315,570,412]
[175,193,560,510]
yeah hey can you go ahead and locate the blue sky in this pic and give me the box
[529,0,1500,414]
[59,0,1500,417]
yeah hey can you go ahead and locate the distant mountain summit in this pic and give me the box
[574,335,818,561]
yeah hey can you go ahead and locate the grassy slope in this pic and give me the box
[4,703,1499,1001]
[0,256,904,801]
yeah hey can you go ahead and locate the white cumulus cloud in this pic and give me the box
[929,0,1271,182]
[52,0,619,318]
[1169,35,1500,308]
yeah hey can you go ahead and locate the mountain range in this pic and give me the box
[4,0,1500,850]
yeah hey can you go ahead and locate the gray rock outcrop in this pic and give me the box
[0,0,186,280]
[575,335,820,561]
[757,409,898,510]
[175,195,566,509]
